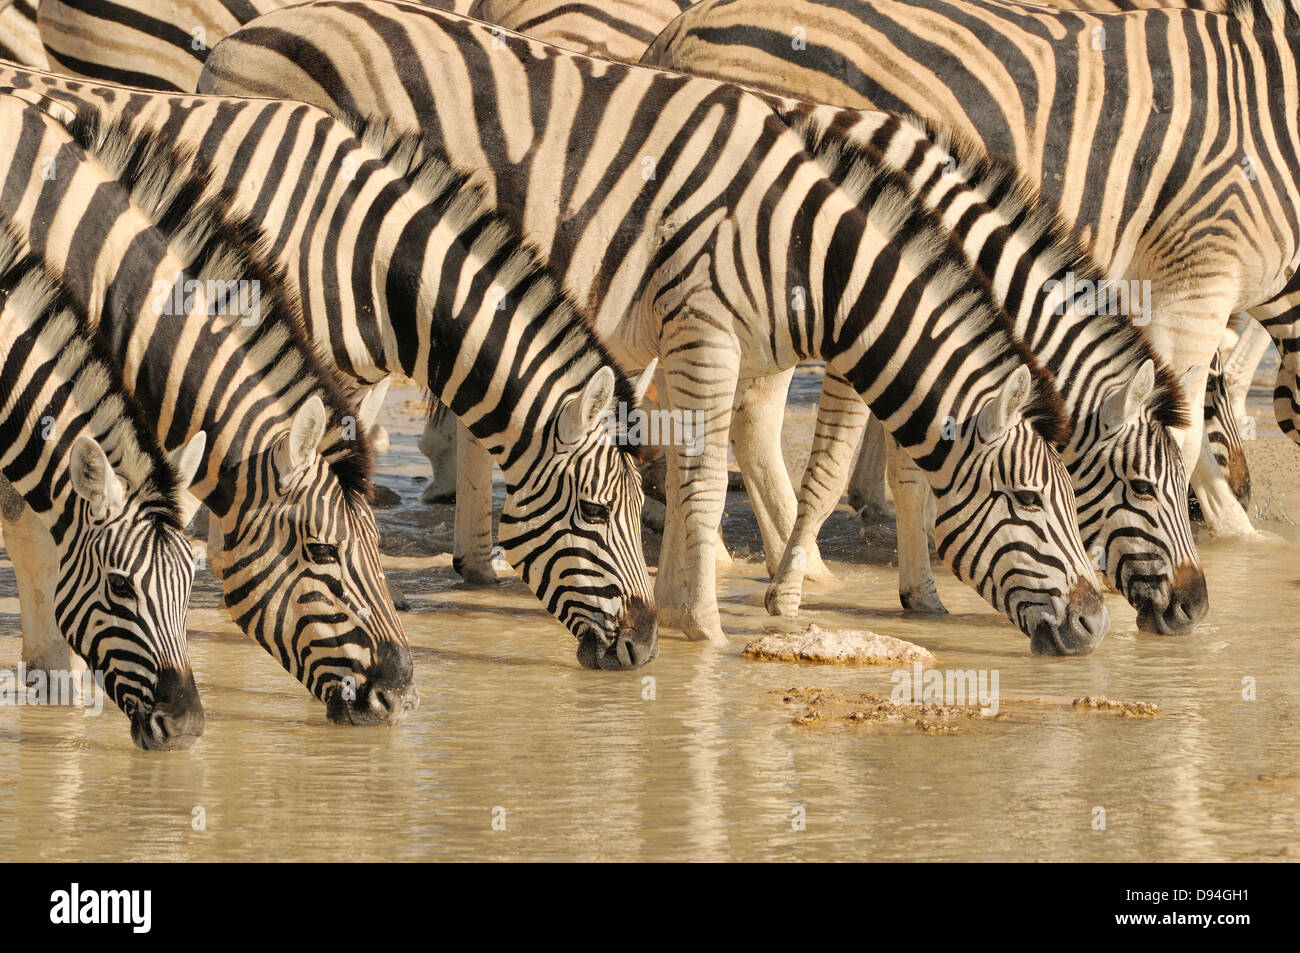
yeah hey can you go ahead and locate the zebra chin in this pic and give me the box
[125,668,206,751]
[1026,577,1110,656]
[323,642,419,727]
[574,597,658,671]
[1132,560,1209,637]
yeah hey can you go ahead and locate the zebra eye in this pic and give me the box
[306,542,341,564]
[579,500,610,524]
[1011,490,1043,511]
[106,573,135,600]
[1130,479,1157,500]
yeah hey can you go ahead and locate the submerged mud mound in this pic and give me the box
[779,688,1161,733]
[743,624,934,665]
[778,687,985,733]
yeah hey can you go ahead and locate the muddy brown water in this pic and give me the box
[0,369,1296,861]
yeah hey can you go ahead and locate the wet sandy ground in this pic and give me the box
[0,362,1296,861]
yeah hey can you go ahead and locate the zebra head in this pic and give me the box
[1072,360,1207,636]
[58,433,207,751]
[206,393,416,724]
[934,366,1108,655]
[497,365,657,671]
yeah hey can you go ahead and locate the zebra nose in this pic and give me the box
[131,668,205,751]
[1150,560,1209,636]
[326,641,418,725]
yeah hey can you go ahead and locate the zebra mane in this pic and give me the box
[1224,0,1297,22]
[0,215,182,522]
[772,116,1069,447]
[791,107,1190,433]
[55,106,376,501]
[336,110,646,451]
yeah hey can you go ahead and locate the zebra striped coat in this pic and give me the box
[36,0,473,92]
[0,67,660,670]
[0,90,419,719]
[199,2,1110,654]
[0,197,204,749]
[646,0,1300,541]
[468,0,697,60]
[0,0,46,68]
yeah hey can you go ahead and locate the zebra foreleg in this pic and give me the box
[765,373,866,616]
[452,422,500,585]
[729,368,830,582]
[653,345,738,644]
[0,488,86,699]
[887,437,946,613]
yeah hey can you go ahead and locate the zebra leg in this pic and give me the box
[847,413,891,521]
[729,369,832,582]
[1190,435,1257,536]
[765,373,868,616]
[887,437,946,613]
[0,489,86,700]
[653,346,737,644]
[1221,315,1273,423]
[418,404,458,504]
[452,422,500,585]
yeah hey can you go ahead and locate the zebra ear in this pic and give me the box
[1176,363,1205,406]
[1101,359,1157,433]
[169,432,208,528]
[69,436,127,520]
[168,431,207,490]
[277,396,329,485]
[633,359,658,405]
[356,378,391,434]
[976,365,1033,443]
[557,366,617,446]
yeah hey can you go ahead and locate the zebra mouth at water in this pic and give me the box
[575,602,659,671]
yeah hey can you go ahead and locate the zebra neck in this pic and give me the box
[374,190,615,485]
[813,200,1027,485]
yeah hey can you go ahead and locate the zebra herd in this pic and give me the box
[0,0,1290,749]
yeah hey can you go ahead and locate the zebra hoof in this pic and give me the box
[764,584,802,618]
[452,556,501,586]
[900,589,947,614]
[420,484,455,505]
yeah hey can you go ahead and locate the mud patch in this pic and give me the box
[778,687,988,733]
[743,623,933,664]
[1069,695,1160,718]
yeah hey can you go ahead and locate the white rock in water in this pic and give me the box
[743,623,934,664]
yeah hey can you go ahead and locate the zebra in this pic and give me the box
[197,3,1110,654]
[35,0,473,92]
[755,110,1205,633]
[0,89,419,718]
[0,0,46,68]
[0,72,661,671]
[644,0,1300,543]
[0,213,207,750]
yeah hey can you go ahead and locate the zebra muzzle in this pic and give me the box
[575,598,658,671]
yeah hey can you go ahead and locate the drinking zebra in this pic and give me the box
[0,210,206,749]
